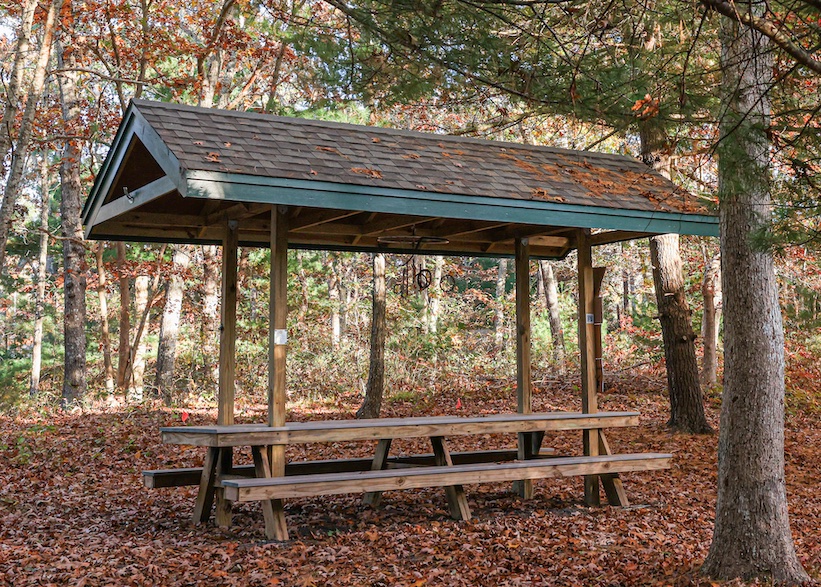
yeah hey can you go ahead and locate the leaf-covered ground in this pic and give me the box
[1,375,819,586]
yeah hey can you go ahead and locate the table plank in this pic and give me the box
[161,411,640,447]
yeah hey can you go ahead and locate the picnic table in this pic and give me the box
[147,411,671,540]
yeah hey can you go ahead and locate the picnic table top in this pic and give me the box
[160,411,641,447]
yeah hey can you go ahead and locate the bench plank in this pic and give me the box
[161,411,640,447]
[222,453,671,502]
[143,449,529,488]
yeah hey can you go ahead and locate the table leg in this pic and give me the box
[215,447,233,528]
[598,432,629,506]
[430,436,471,521]
[192,447,219,524]
[363,438,392,507]
[514,432,535,499]
[252,446,288,541]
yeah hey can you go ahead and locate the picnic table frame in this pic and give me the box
[155,412,670,539]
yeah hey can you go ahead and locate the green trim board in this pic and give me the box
[185,171,718,237]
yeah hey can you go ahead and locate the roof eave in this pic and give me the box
[184,170,720,238]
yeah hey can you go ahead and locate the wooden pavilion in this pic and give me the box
[83,100,718,540]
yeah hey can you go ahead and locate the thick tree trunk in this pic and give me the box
[649,235,712,433]
[30,156,50,397]
[494,258,507,350]
[539,259,566,366]
[0,0,60,269]
[701,9,808,583]
[357,253,386,419]
[56,31,87,408]
[701,255,722,386]
[96,243,115,396]
[130,275,150,401]
[202,244,220,385]
[154,245,191,403]
[116,242,131,390]
[640,124,711,434]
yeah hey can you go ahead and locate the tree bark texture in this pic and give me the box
[702,7,808,583]
[328,252,342,346]
[202,244,220,385]
[0,0,61,270]
[640,123,711,434]
[96,243,115,396]
[130,275,150,402]
[649,234,713,433]
[30,156,50,397]
[57,27,87,407]
[154,245,191,403]
[428,256,444,334]
[494,258,507,350]
[701,255,722,386]
[0,0,36,163]
[116,242,131,390]
[539,259,565,366]
[357,253,386,419]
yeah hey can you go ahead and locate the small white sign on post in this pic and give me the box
[274,329,288,345]
[586,313,595,324]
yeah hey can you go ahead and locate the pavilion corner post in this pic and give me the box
[265,205,289,541]
[514,237,535,499]
[577,229,601,506]
[215,221,239,527]
[218,221,239,426]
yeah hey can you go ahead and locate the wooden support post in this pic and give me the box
[218,221,239,426]
[192,447,219,524]
[268,206,288,430]
[598,432,629,506]
[514,238,534,499]
[266,205,289,539]
[252,446,288,540]
[363,438,392,507]
[215,222,238,526]
[431,436,471,520]
[577,229,600,506]
[215,448,234,527]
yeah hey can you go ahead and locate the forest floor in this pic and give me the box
[1,370,820,586]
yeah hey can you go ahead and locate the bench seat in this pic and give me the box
[143,448,530,488]
[222,452,671,502]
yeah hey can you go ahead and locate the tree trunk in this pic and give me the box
[154,245,191,403]
[701,254,722,386]
[357,253,386,419]
[640,124,711,434]
[649,235,712,433]
[539,259,565,366]
[494,258,507,350]
[428,256,444,334]
[0,0,36,163]
[296,250,310,325]
[56,28,87,408]
[701,9,808,583]
[328,253,341,346]
[130,274,150,401]
[96,243,115,396]
[30,155,50,397]
[202,244,220,385]
[0,0,60,269]
[116,242,131,390]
